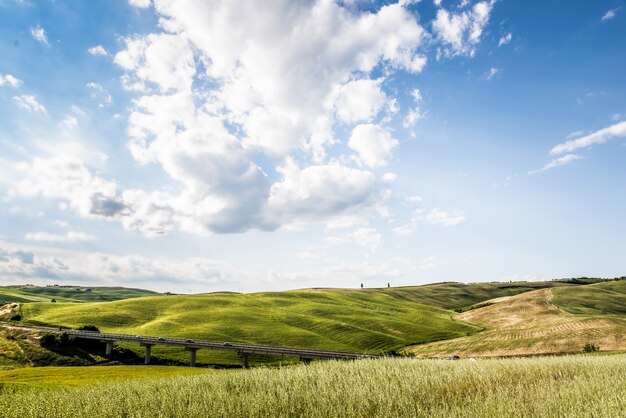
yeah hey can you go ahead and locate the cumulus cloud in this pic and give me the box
[498,32,512,46]
[103,1,430,234]
[0,74,22,88]
[348,124,399,168]
[550,121,626,155]
[433,1,494,57]
[10,1,495,237]
[334,79,387,124]
[87,45,108,56]
[11,156,126,221]
[528,154,583,174]
[30,25,48,45]
[13,95,46,113]
[25,231,95,243]
[268,159,378,227]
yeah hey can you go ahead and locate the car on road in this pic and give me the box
[185,339,194,343]
[158,337,165,342]
[223,342,233,346]
[135,335,142,340]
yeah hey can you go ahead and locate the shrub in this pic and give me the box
[51,299,57,303]
[40,333,58,347]
[78,325,100,332]
[9,314,21,321]
[583,343,599,353]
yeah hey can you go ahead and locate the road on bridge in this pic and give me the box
[2,323,378,367]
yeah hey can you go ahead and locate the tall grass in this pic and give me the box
[1,355,624,417]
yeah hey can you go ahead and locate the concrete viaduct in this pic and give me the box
[11,325,377,368]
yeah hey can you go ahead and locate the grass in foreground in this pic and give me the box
[0,355,624,417]
[0,365,212,389]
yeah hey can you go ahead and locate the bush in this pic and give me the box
[9,314,21,321]
[78,325,100,332]
[40,333,58,347]
[51,299,57,303]
[583,343,599,353]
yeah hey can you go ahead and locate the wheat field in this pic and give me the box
[1,355,624,418]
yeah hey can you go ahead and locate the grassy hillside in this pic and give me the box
[375,281,568,311]
[407,281,626,357]
[552,280,626,316]
[19,288,483,365]
[1,355,624,417]
[0,285,158,303]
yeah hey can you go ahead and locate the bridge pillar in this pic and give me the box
[141,343,154,364]
[105,341,113,356]
[239,352,249,369]
[186,347,198,367]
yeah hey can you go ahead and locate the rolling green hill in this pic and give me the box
[18,288,483,365]
[2,280,624,367]
[0,286,158,303]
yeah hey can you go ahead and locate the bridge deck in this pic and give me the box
[4,324,377,363]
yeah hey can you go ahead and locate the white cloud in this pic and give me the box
[11,156,125,221]
[403,107,425,127]
[58,115,78,130]
[87,45,108,56]
[334,78,387,124]
[326,226,382,251]
[30,25,48,45]
[115,34,196,93]
[601,9,618,21]
[498,32,512,46]
[550,121,626,155]
[423,208,466,226]
[433,1,494,57]
[349,124,399,168]
[128,0,152,8]
[0,241,415,292]
[25,231,95,243]
[484,67,498,80]
[528,154,583,174]
[268,160,378,228]
[86,82,104,92]
[393,206,465,234]
[10,2,494,237]
[0,74,22,88]
[381,172,397,182]
[13,95,46,113]
[353,227,382,251]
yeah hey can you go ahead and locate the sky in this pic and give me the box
[0,0,625,293]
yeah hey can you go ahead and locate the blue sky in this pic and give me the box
[0,0,624,293]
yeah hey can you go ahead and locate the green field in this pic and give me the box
[0,365,212,389]
[1,355,624,417]
[2,280,624,367]
[0,285,158,304]
[18,288,485,365]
